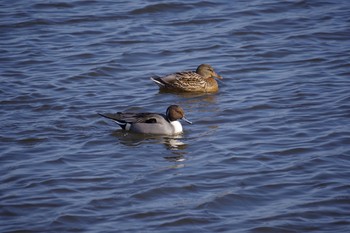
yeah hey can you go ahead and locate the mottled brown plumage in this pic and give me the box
[151,64,223,93]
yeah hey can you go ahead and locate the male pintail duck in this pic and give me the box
[151,64,223,93]
[99,105,192,135]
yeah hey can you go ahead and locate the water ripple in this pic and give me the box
[1,0,350,232]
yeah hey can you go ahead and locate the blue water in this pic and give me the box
[1,0,350,232]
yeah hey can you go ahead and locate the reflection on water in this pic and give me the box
[163,136,187,150]
[157,90,218,104]
[111,130,188,158]
[163,155,185,162]
[2,0,349,232]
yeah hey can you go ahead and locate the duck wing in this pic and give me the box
[152,71,206,91]
[99,112,165,124]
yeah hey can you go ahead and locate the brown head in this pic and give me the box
[196,64,223,79]
[166,105,192,124]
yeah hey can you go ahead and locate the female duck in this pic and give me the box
[151,64,223,93]
[99,105,192,135]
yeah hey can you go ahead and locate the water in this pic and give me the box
[1,0,350,232]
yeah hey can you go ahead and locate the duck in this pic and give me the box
[151,64,223,93]
[99,105,192,135]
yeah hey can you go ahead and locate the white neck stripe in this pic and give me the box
[171,121,183,134]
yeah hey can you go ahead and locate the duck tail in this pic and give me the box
[98,113,129,130]
[150,76,166,88]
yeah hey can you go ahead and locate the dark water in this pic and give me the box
[1,0,350,232]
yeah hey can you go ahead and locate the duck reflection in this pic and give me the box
[157,90,217,104]
[162,135,187,150]
[111,131,188,160]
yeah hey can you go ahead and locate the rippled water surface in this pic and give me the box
[1,0,350,232]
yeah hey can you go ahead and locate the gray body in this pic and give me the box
[99,112,183,135]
